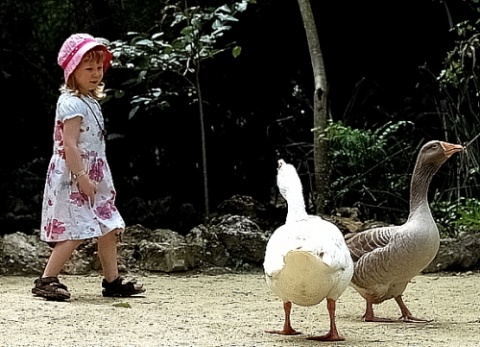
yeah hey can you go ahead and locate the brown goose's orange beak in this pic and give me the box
[441,142,464,157]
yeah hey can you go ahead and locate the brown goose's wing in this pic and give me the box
[345,226,398,262]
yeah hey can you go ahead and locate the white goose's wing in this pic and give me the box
[263,224,293,278]
[264,216,342,276]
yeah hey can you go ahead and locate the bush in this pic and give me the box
[325,119,414,222]
[432,195,480,238]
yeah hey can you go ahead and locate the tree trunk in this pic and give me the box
[194,60,210,218]
[296,0,330,214]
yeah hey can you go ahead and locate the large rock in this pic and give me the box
[119,224,202,273]
[136,241,201,272]
[1,218,480,275]
[0,232,50,275]
[186,215,269,268]
[423,234,480,273]
[208,215,269,265]
[186,224,229,267]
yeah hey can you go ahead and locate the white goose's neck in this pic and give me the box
[285,188,309,223]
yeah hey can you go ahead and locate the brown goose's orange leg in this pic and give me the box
[363,299,396,322]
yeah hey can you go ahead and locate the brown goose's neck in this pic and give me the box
[409,162,438,215]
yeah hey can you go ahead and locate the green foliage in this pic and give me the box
[455,198,480,232]
[438,20,479,88]
[324,120,414,220]
[106,0,251,216]
[1,0,478,231]
[232,45,242,57]
[108,0,249,118]
[432,195,480,237]
[325,120,412,168]
[435,7,480,202]
[422,0,480,238]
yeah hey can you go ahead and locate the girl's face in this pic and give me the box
[72,51,104,94]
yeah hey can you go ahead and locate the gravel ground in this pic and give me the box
[0,270,479,347]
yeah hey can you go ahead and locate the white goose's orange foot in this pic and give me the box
[307,332,345,342]
[265,328,301,335]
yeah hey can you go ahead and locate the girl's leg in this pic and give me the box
[97,229,120,282]
[98,228,145,297]
[32,240,83,301]
[43,240,83,277]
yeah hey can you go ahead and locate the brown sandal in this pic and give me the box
[102,276,146,297]
[32,277,71,301]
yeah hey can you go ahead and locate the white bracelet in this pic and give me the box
[74,170,87,178]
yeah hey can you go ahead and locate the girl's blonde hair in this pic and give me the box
[60,49,107,100]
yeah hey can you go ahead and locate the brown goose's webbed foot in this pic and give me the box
[363,315,397,323]
[395,296,433,323]
[400,315,433,323]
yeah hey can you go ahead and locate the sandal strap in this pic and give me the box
[49,281,69,291]
[32,276,71,300]
[118,276,140,286]
[104,276,139,287]
[36,277,69,291]
[102,276,145,297]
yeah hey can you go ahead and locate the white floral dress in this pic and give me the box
[40,92,125,242]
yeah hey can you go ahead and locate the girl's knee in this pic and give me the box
[100,228,122,240]
[113,228,124,235]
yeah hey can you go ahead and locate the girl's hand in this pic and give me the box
[77,175,97,206]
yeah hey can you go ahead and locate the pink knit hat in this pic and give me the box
[57,33,113,82]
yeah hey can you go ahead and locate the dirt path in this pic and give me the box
[0,270,479,347]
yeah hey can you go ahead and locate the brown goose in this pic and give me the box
[345,140,463,322]
[264,159,353,341]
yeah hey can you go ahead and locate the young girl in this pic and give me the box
[32,33,145,301]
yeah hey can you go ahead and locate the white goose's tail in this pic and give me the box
[268,250,334,307]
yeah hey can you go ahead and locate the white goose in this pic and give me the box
[263,159,354,341]
[345,140,463,322]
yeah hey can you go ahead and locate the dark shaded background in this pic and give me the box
[0,0,475,234]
